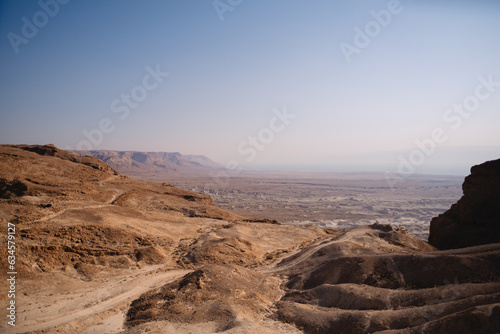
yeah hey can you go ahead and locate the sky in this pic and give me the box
[1,0,499,175]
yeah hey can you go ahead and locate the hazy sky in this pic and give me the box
[1,0,499,174]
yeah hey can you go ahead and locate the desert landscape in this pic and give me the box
[1,145,499,334]
[77,150,464,240]
[3,1,500,333]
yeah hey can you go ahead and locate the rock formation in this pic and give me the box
[429,158,500,249]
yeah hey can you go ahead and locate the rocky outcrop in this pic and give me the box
[0,178,28,198]
[429,158,500,249]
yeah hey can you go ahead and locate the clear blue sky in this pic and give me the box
[1,0,499,175]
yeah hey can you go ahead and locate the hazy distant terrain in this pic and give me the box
[112,158,463,240]
[80,150,464,241]
[204,172,463,240]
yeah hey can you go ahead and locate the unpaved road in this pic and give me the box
[10,269,191,334]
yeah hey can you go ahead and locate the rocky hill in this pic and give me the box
[1,145,499,334]
[429,158,500,249]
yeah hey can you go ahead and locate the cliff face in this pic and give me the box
[429,158,500,249]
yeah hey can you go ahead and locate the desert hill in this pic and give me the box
[0,145,499,334]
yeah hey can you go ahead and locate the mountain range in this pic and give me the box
[71,150,221,175]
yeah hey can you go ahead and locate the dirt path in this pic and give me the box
[12,269,191,334]
[34,187,125,223]
[259,232,345,274]
[35,203,111,223]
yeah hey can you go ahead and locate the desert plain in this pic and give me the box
[161,170,463,241]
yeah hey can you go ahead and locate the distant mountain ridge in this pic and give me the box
[72,150,221,174]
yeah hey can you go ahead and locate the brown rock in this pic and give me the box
[429,158,500,249]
